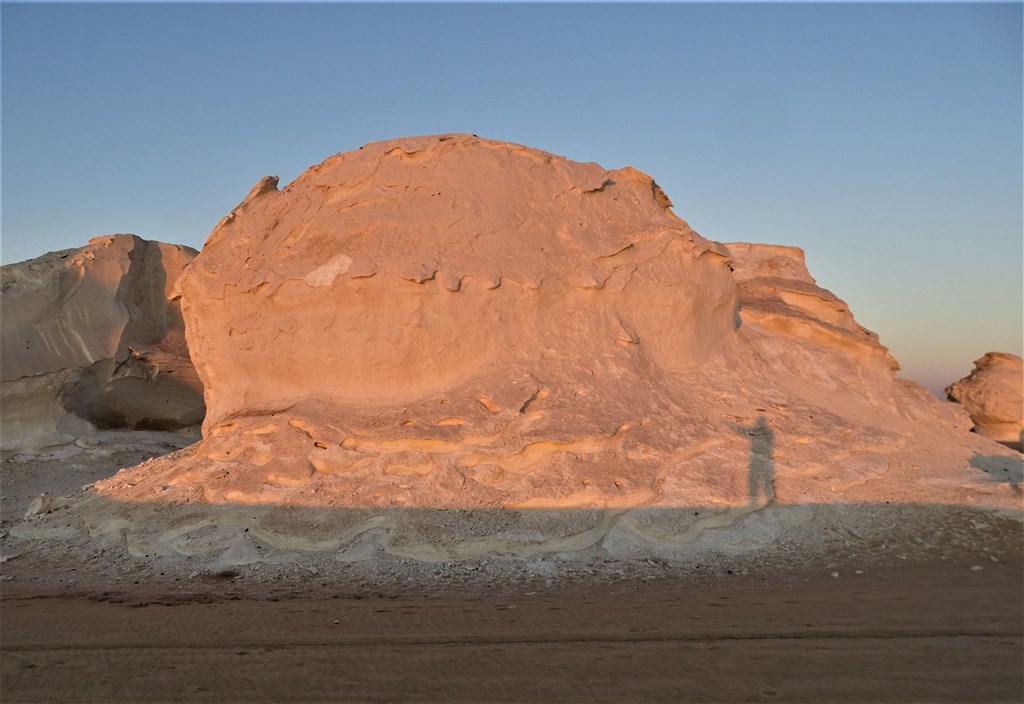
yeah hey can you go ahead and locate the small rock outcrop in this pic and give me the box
[1,234,205,449]
[725,243,897,365]
[947,353,1023,448]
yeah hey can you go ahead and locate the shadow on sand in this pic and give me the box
[970,454,1023,494]
[6,420,1022,570]
[729,415,775,507]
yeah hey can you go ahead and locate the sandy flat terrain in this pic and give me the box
[3,556,1021,703]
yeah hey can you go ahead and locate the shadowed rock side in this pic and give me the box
[0,235,205,449]
[14,135,1020,566]
[947,352,1024,449]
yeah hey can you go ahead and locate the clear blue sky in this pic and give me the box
[2,2,1021,395]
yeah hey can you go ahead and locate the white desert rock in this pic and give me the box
[724,242,898,372]
[946,353,1023,447]
[1,234,205,450]
[182,134,737,427]
[31,135,1020,563]
[23,492,52,519]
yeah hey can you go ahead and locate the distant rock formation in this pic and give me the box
[0,235,205,450]
[947,353,1023,449]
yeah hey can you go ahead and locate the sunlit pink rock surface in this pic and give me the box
[35,135,1017,563]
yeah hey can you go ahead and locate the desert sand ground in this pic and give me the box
[2,558,1021,703]
[2,439,1021,703]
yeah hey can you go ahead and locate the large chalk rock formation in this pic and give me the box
[946,353,1024,448]
[1,235,204,449]
[65,136,1016,563]
[184,139,737,429]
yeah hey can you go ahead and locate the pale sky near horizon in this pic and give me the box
[2,2,1021,396]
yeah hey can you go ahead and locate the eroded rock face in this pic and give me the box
[723,243,914,412]
[1,235,205,449]
[50,135,1016,564]
[725,242,897,369]
[947,353,1024,447]
[182,135,738,428]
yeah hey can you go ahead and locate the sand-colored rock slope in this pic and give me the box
[1,235,204,450]
[947,352,1024,447]
[13,136,1020,566]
